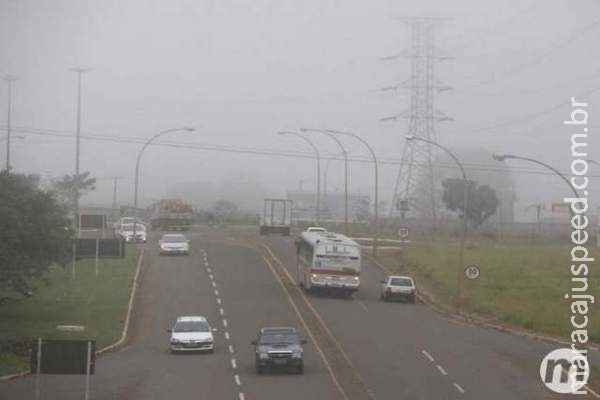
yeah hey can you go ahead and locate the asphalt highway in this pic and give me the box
[0,226,597,399]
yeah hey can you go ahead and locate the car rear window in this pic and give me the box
[390,278,413,287]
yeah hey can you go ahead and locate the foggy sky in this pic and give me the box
[0,0,598,220]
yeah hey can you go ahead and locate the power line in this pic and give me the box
[3,125,600,179]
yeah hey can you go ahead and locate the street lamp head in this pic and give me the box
[405,135,415,141]
[492,154,507,162]
[183,127,195,132]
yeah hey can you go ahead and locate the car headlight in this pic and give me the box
[259,352,269,359]
[292,350,303,358]
[170,338,182,344]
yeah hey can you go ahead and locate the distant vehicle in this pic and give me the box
[305,227,327,233]
[252,327,306,374]
[119,223,147,243]
[114,217,143,235]
[260,199,292,236]
[295,231,361,295]
[168,316,214,353]
[151,198,193,231]
[159,234,190,255]
[380,275,416,303]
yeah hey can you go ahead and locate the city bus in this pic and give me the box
[294,231,361,295]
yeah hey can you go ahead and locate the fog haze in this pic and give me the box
[1,0,598,219]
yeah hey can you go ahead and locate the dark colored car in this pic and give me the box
[252,327,306,374]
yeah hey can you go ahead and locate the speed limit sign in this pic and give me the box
[465,265,480,280]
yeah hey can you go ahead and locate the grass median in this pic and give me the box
[0,246,138,377]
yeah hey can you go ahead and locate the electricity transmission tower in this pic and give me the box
[383,17,452,226]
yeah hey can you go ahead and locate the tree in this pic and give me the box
[0,171,71,295]
[51,171,97,208]
[441,178,499,227]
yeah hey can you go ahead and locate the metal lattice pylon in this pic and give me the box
[384,18,452,224]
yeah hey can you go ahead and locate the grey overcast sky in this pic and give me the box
[0,0,598,218]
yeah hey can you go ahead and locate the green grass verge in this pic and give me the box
[376,240,600,341]
[377,240,600,392]
[0,246,138,376]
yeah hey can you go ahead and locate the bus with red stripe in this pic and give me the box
[295,231,361,295]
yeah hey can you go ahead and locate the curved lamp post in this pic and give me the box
[279,131,321,224]
[492,154,580,219]
[407,135,468,313]
[301,128,349,235]
[326,129,379,256]
[133,127,195,236]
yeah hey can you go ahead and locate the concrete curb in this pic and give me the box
[97,249,144,355]
[0,250,144,381]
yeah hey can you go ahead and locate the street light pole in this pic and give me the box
[69,67,91,236]
[327,129,379,256]
[492,154,580,218]
[407,135,468,313]
[279,131,321,225]
[2,75,17,172]
[301,128,349,235]
[133,127,195,237]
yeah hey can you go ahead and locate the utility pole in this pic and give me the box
[2,74,17,172]
[69,67,91,236]
[382,18,452,231]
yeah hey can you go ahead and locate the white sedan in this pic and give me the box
[159,234,190,255]
[168,316,215,353]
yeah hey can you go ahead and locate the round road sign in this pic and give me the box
[465,265,480,280]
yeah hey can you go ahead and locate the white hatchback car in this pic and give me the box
[380,275,416,303]
[168,316,215,353]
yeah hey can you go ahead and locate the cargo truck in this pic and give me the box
[150,199,193,231]
[260,199,292,236]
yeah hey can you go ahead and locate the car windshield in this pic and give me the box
[390,278,413,287]
[162,235,186,243]
[259,333,299,345]
[122,224,145,232]
[174,320,209,332]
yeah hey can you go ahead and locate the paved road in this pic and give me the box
[1,226,596,399]
[0,230,338,400]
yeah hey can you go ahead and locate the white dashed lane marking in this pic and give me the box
[234,375,241,386]
[225,331,230,340]
[422,349,435,363]
[231,358,237,369]
[223,319,228,327]
[436,365,448,376]
[214,289,219,296]
[454,383,465,394]
[220,308,225,316]
[217,298,222,305]
[239,393,245,400]
[229,345,234,354]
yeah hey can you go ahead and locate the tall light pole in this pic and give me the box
[408,135,468,313]
[301,128,349,235]
[2,74,17,171]
[327,129,379,256]
[133,127,195,237]
[279,131,321,225]
[69,67,91,236]
[492,154,580,219]
[323,152,345,195]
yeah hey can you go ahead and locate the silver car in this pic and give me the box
[159,234,190,255]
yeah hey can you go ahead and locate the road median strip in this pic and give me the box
[259,244,374,400]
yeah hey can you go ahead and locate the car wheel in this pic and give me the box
[409,295,416,304]
[297,364,304,374]
[256,365,263,375]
